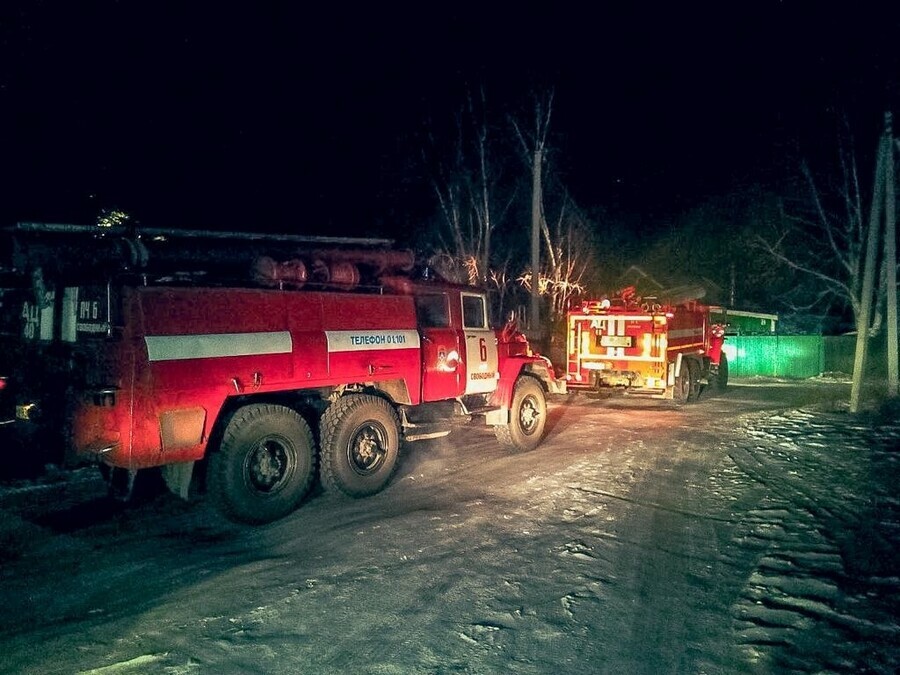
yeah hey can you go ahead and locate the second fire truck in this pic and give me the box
[565,287,728,402]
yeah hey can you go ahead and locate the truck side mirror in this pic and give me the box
[501,311,519,342]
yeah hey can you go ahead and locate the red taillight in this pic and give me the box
[0,377,7,391]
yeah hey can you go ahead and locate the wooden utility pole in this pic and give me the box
[850,123,889,412]
[512,91,554,342]
[530,146,542,339]
[885,112,898,397]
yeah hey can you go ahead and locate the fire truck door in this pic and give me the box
[461,293,498,395]
[415,293,462,402]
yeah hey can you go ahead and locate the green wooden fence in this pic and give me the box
[724,335,889,378]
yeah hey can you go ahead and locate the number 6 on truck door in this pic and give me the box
[461,293,498,395]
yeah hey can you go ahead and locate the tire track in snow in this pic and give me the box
[726,408,900,674]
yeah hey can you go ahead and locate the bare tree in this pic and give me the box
[516,193,591,321]
[422,88,514,284]
[423,89,601,333]
[510,92,607,326]
[756,127,878,332]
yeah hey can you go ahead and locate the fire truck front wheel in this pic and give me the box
[319,394,401,498]
[710,353,729,392]
[494,376,547,452]
[209,404,316,524]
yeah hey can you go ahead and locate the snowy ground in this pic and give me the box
[0,378,897,674]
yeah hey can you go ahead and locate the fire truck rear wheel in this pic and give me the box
[673,362,693,405]
[210,404,316,524]
[319,394,401,498]
[495,376,547,452]
[687,359,701,402]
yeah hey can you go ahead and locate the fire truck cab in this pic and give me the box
[0,223,564,523]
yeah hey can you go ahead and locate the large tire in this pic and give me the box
[320,394,401,497]
[687,358,701,402]
[494,376,547,452]
[209,404,315,524]
[673,359,692,405]
[710,353,729,393]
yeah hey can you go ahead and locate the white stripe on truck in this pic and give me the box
[326,330,420,352]
[145,331,293,362]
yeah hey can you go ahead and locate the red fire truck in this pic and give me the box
[565,287,727,402]
[0,223,564,523]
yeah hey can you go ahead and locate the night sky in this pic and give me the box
[1,3,898,241]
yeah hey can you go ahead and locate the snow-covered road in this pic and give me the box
[0,379,897,674]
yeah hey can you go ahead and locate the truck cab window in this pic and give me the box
[415,294,449,328]
[462,294,487,329]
